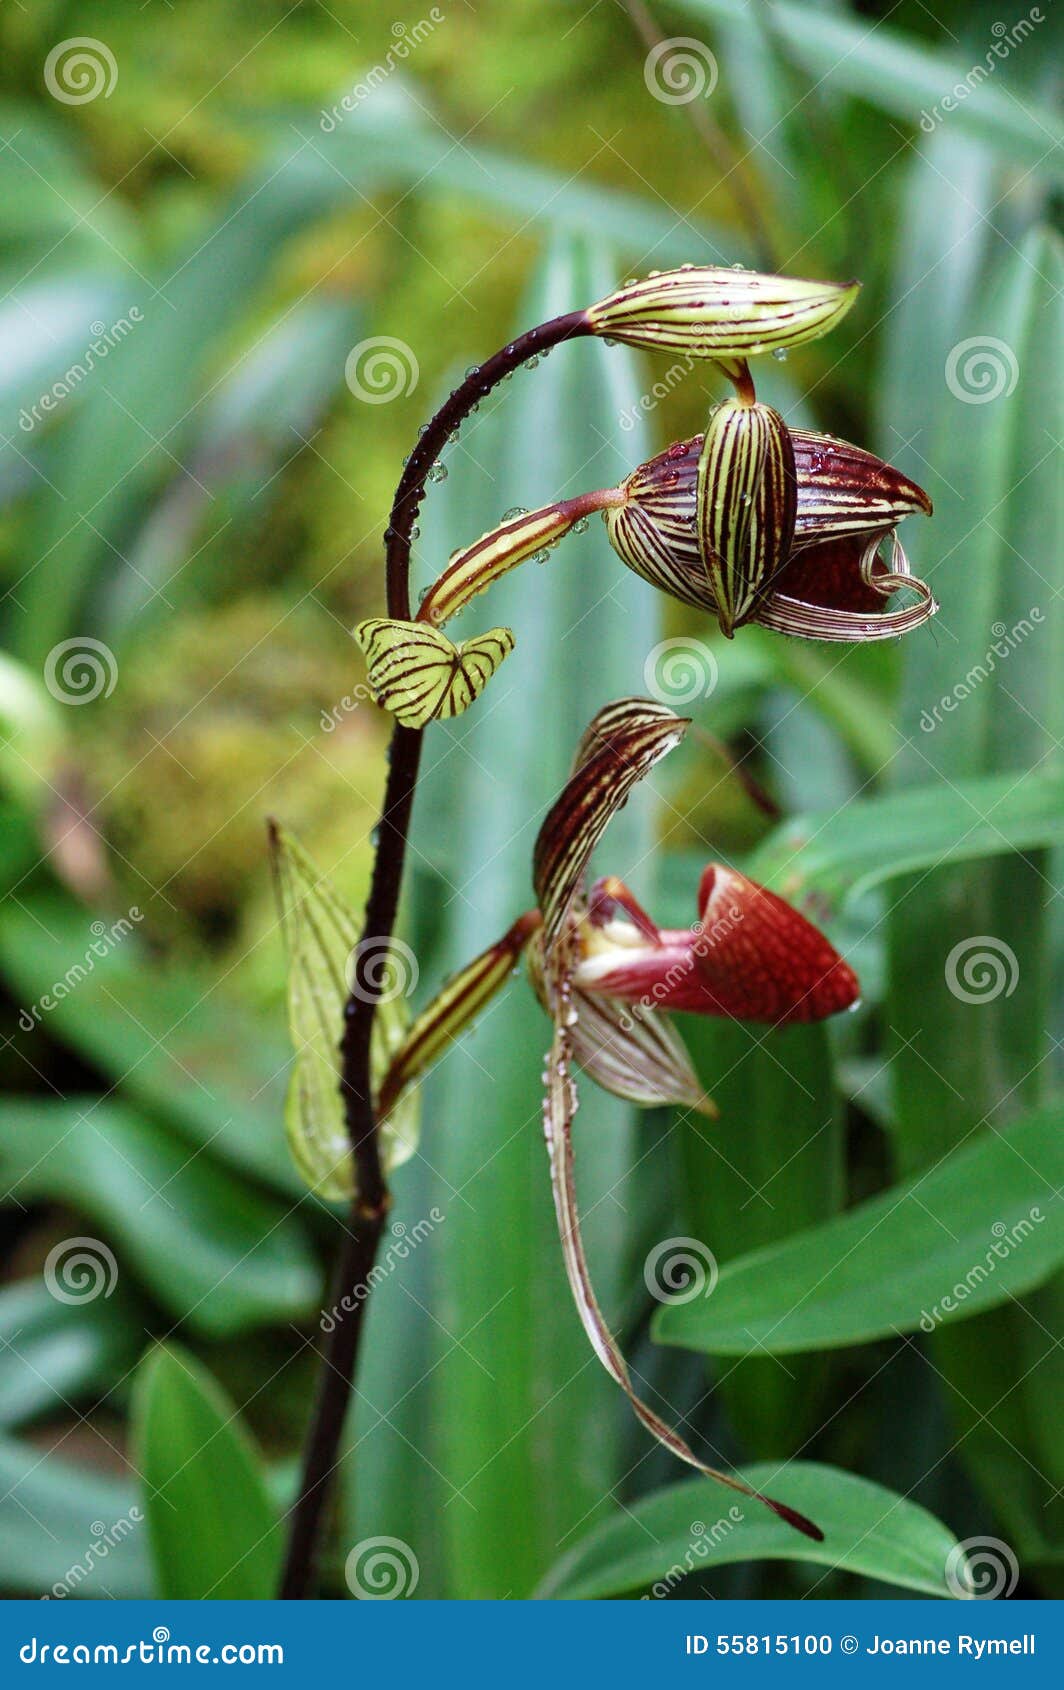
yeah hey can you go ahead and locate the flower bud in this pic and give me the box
[585,267,860,358]
[696,398,796,636]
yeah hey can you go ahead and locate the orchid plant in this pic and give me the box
[273,265,936,1596]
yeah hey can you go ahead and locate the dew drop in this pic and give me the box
[531,549,550,565]
[772,346,788,362]
[572,516,589,534]
[602,336,617,347]
[370,825,381,847]
[410,524,421,539]
[428,463,448,483]
[417,423,430,437]
[525,354,540,369]
[502,506,529,521]
[465,365,480,380]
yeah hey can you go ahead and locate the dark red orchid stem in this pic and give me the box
[278,306,592,1599]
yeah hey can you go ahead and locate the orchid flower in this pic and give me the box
[356,423,934,725]
[369,698,859,1538]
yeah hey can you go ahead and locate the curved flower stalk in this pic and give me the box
[369,699,859,1539]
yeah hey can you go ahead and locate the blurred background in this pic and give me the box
[0,0,1061,1601]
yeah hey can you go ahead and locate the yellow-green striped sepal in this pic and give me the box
[695,398,797,637]
[354,617,515,728]
[586,268,859,359]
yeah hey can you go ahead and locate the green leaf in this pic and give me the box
[0,1099,320,1336]
[132,1344,281,1599]
[271,823,419,1199]
[679,0,1064,180]
[0,1435,148,1599]
[655,1100,1064,1356]
[747,766,1064,918]
[0,889,297,1193]
[674,1018,842,1453]
[536,1463,962,1598]
[0,1277,143,1430]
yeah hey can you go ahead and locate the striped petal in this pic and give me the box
[417,495,615,629]
[543,1017,821,1539]
[586,267,859,359]
[527,932,713,1114]
[354,617,515,727]
[377,911,540,1115]
[755,530,937,642]
[696,399,796,636]
[532,699,688,952]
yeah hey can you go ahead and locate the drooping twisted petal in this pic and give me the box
[543,1017,821,1540]
[585,267,859,359]
[696,398,797,636]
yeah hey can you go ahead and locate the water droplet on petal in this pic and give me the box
[772,346,788,362]
[502,507,529,521]
[531,549,550,565]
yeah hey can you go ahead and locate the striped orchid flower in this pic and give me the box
[372,698,858,1535]
[356,421,934,724]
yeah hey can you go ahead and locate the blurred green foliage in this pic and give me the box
[0,0,1061,1601]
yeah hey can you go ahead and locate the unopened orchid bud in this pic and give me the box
[585,267,859,359]
[696,397,797,637]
